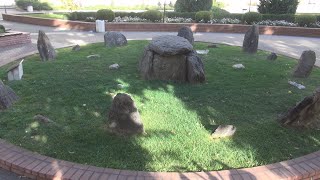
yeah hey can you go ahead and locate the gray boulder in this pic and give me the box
[292,50,316,78]
[0,80,19,110]
[212,125,236,139]
[108,93,144,135]
[187,51,205,83]
[280,87,320,129]
[267,52,277,61]
[148,35,193,56]
[177,26,194,44]
[242,25,259,54]
[139,47,154,80]
[104,32,127,47]
[37,30,56,61]
[72,44,81,51]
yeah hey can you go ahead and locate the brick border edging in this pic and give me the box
[0,31,31,48]
[3,14,320,38]
[1,139,320,180]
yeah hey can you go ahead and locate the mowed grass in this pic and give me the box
[0,41,320,172]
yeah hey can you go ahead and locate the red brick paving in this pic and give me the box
[0,139,319,180]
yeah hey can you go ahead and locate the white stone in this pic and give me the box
[95,20,105,33]
[232,64,245,69]
[117,84,125,89]
[196,50,209,55]
[109,64,120,70]
[7,59,24,81]
[288,81,306,90]
[27,5,33,12]
[87,54,100,59]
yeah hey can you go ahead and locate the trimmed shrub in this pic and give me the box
[16,0,53,10]
[68,12,97,21]
[195,11,212,23]
[115,12,144,18]
[0,25,5,33]
[166,12,196,19]
[261,14,295,22]
[212,6,230,19]
[258,0,299,14]
[174,0,213,12]
[242,12,262,24]
[96,9,115,22]
[142,10,162,22]
[295,15,317,27]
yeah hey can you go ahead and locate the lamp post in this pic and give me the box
[4,2,7,14]
[248,0,252,12]
[158,1,173,23]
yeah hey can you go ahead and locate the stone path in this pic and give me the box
[0,20,319,67]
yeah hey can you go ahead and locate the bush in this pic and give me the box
[142,10,162,22]
[0,25,5,33]
[174,0,212,12]
[242,12,262,24]
[68,12,97,21]
[261,14,296,22]
[195,11,212,23]
[96,9,115,22]
[115,12,144,18]
[258,0,299,14]
[212,6,230,19]
[295,15,317,27]
[16,0,53,10]
[166,12,196,19]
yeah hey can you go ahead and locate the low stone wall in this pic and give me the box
[0,31,31,47]
[3,14,320,37]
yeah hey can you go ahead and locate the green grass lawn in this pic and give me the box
[25,13,68,20]
[0,41,320,172]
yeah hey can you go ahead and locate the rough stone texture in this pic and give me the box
[0,80,19,110]
[153,54,187,82]
[292,50,316,78]
[280,87,320,129]
[104,32,127,47]
[148,35,193,56]
[212,125,236,139]
[177,26,194,44]
[108,93,144,135]
[267,52,277,61]
[187,51,205,83]
[242,25,259,54]
[37,30,56,61]
[72,44,81,51]
[139,36,205,83]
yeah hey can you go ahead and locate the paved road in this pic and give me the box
[0,168,30,180]
[1,20,319,67]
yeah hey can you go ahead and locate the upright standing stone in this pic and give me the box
[0,80,19,110]
[108,93,144,135]
[7,59,24,81]
[104,32,127,47]
[187,51,205,83]
[37,30,56,61]
[177,26,194,44]
[292,50,316,78]
[242,25,259,54]
[279,87,320,129]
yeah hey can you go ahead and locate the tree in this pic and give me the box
[61,0,79,11]
[174,0,213,12]
[258,0,299,14]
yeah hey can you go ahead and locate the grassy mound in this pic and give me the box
[0,41,320,172]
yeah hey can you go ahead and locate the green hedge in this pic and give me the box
[16,0,53,10]
[195,11,212,23]
[68,12,97,21]
[142,10,162,22]
[96,9,115,22]
[242,12,262,25]
[261,14,296,22]
[295,15,317,27]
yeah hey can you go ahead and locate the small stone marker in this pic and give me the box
[242,25,259,54]
[37,30,56,61]
[177,26,194,44]
[212,125,236,139]
[87,54,100,59]
[72,44,81,51]
[109,64,120,70]
[7,59,24,81]
[196,50,209,55]
[108,93,144,135]
[288,81,305,90]
[0,80,19,110]
[104,32,127,47]
[232,64,245,69]
[292,50,316,78]
[280,87,320,129]
[33,114,54,124]
[267,52,277,61]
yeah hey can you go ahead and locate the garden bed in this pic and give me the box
[3,14,320,37]
[0,41,320,172]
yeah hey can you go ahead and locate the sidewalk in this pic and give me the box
[0,20,319,67]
